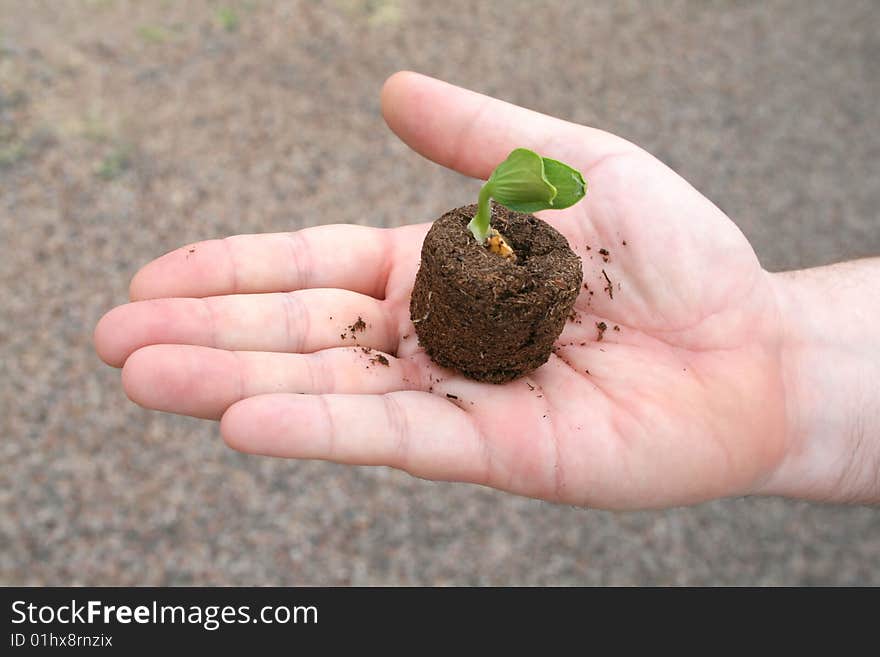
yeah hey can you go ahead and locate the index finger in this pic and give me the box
[129,224,396,301]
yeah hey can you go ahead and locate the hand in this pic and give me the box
[94,72,863,509]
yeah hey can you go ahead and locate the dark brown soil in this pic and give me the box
[341,316,368,341]
[601,269,614,299]
[410,204,582,383]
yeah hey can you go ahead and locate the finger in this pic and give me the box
[129,224,393,301]
[95,289,397,368]
[221,391,489,484]
[381,71,637,180]
[122,345,419,420]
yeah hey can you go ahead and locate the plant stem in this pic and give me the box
[467,182,493,243]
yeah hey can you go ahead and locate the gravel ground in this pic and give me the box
[2,0,878,585]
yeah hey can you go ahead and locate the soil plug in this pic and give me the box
[410,148,587,383]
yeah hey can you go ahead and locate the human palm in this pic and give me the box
[95,72,789,509]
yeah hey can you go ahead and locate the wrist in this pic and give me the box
[762,260,880,503]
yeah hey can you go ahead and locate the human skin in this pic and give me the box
[93,71,880,510]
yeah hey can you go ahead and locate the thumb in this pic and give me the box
[380,71,636,180]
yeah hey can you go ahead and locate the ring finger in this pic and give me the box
[121,344,421,419]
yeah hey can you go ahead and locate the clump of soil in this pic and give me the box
[341,316,367,341]
[410,204,582,383]
[601,269,614,299]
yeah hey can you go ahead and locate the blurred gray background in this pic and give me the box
[2,0,878,585]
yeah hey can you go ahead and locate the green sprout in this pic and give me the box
[216,7,240,32]
[468,148,587,247]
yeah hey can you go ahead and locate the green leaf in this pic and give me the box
[486,148,586,214]
[469,148,587,244]
[541,156,586,209]
[486,148,557,213]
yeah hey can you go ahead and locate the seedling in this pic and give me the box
[468,148,586,260]
[412,148,586,382]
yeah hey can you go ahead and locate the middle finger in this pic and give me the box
[95,288,399,367]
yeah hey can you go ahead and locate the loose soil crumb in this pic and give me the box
[613,325,620,332]
[601,269,614,299]
[525,382,535,391]
[446,393,458,400]
[341,316,368,341]
[596,321,607,341]
[599,248,610,263]
[370,354,389,367]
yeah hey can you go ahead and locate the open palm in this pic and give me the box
[95,72,790,509]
